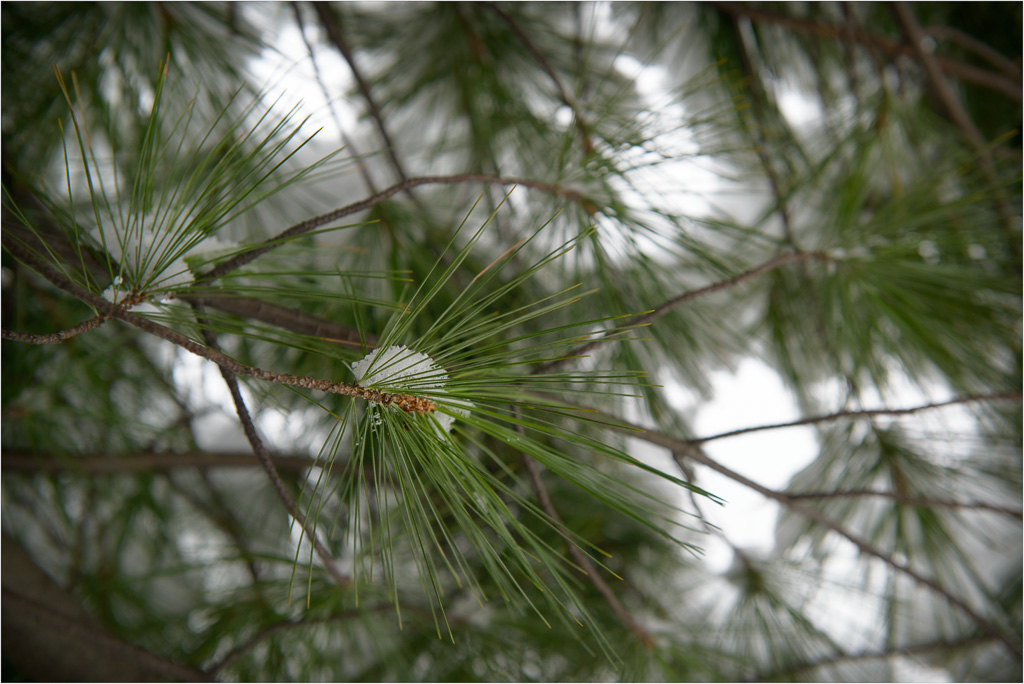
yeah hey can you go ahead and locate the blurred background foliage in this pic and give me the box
[2,2,1021,681]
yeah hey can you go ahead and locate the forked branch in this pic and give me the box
[609,414,1023,660]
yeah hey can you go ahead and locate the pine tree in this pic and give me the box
[2,2,1020,681]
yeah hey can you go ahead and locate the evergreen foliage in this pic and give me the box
[2,2,1020,681]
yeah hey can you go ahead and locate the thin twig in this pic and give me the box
[0,298,371,348]
[207,603,413,676]
[482,1,595,154]
[312,1,410,185]
[517,438,654,649]
[727,10,798,245]
[177,292,376,346]
[2,316,107,344]
[193,303,351,588]
[199,173,584,282]
[784,490,1022,519]
[689,391,1023,444]
[0,450,320,473]
[534,251,829,374]
[291,1,380,194]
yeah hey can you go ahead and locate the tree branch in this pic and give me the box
[193,305,351,588]
[689,391,1023,444]
[534,250,830,374]
[482,1,595,154]
[784,489,1022,519]
[291,1,380,194]
[177,292,376,347]
[199,173,584,281]
[1,209,374,347]
[1,586,211,682]
[518,447,653,649]
[1,236,415,410]
[545,399,1022,660]
[2,316,107,344]
[312,1,411,185]
[1,449,320,473]
[924,25,1021,80]
[208,606,389,676]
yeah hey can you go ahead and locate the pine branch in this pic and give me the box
[560,401,1022,660]
[482,1,595,154]
[689,391,1023,444]
[711,1,1022,102]
[2,233,399,405]
[194,306,352,588]
[2,316,107,344]
[1,450,320,473]
[3,192,371,347]
[166,474,267,586]
[1,588,211,682]
[311,1,410,185]
[534,250,830,374]
[518,450,653,649]
[199,173,584,281]
[923,24,1021,79]
[783,490,1022,519]
[291,1,379,193]
[177,292,376,346]
[728,9,798,245]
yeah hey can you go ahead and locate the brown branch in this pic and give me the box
[1,291,373,349]
[534,250,830,374]
[609,417,1022,660]
[2,316,107,344]
[728,9,798,245]
[1,236,419,409]
[178,292,376,346]
[924,25,1021,80]
[536,397,1021,659]
[312,1,411,184]
[784,489,1022,519]
[482,1,595,154]
[518,446,653,649]
[199,173,584,282]
[1,588,212,682]
[711,2,1022,102]
[291,1,380,193]
[2,211,374,347]
[194,305,351,588]
[1,450,320,473]
[689,391,1023,444]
